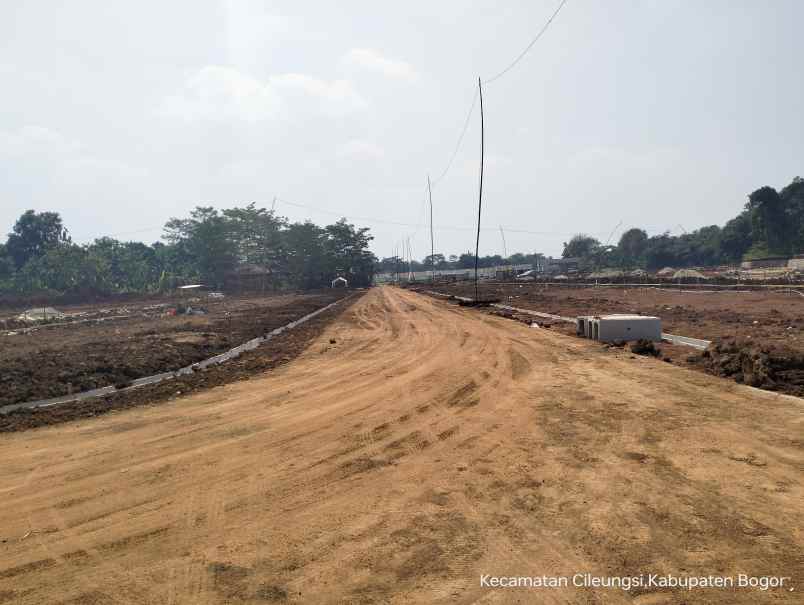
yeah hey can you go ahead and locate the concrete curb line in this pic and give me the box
[0,294,355,415]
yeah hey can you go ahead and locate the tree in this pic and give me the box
[375,256,403,274]
[617,228,648,267]
[720,212,753,263]
[423,253,445,268]
[780,176,804,253]
[644,233,678,270]
[163,206,238,287]
[479,254,503,268]
[15,244,111,295]
[746,186,787,255]
[223,203,286,270]
[87,238,162,292]
[686,225,722,266]
[457,252,476,269]
[282,221,327,288]
[0,243,13,281]
[323,219,375,287]
[562,234,600,259]
[6,210,71,269]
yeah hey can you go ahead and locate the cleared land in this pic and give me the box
[0,286,801,604]
[0,291,347,408]
[419,282,804,396]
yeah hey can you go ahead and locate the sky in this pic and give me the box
[1,0,802,260]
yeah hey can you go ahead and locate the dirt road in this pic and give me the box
[0,287,801,604]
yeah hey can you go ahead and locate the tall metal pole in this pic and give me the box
[428,174,434,283]
[474,77,485,302]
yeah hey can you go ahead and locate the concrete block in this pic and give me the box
[577,314,661,343]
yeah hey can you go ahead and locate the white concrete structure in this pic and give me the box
[577,314,661,343]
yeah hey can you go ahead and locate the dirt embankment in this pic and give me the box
[417,282,804,396]
[0,291,349,408]
[701,339,804,394]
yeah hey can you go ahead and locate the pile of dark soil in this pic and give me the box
[696,339,804,396]
[629,339,661,357]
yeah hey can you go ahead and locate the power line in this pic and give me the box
[428,1,568,190]
[276,196,608,236]
[483,0,570,84]
[430,89,479,189]
[412,0,568,251]
[69,196,610,241]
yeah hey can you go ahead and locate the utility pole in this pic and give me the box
[428,174,434,283]
[394,243,399,283]
[473,76,485,302]
[499,225,508,260]
[407,237,413,281]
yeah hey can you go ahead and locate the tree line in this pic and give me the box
[383,176,803,274]
[3,177,799,296]
[0,204,376,297]
[562,177,804,270]
[375,251,545,274]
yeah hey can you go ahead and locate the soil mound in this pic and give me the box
[699,339,804,396]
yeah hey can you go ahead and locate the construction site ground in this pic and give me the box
[0,286,801,604]
[0,291,347,409]
[418,281,804,397]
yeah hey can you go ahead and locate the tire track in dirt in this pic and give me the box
[0,286,801,604]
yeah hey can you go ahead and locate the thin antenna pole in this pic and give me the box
[499,225,507,260]
[428,174,434,282]
[474,77,485,302]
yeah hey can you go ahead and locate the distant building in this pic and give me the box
[224,264,273,292]
[544,257,580,274]
[494,264,533,280]
[374,263,532,284]
[740,256,789,270]
[788,254,804,271]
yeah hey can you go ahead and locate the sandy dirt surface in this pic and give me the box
[421,282,804,396]
[420,282,804,345]
[0,286,801,604]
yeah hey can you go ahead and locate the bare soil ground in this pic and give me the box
[0,291,347,407]
[0,286,801,604]
[419,282,804,397]
[0,294,362,433]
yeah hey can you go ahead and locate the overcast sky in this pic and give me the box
[2,0,802,259]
